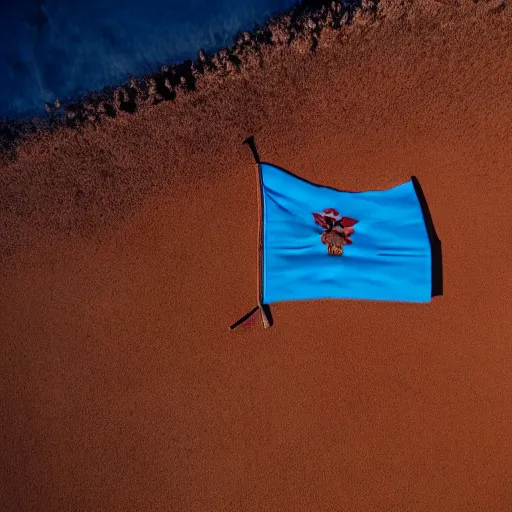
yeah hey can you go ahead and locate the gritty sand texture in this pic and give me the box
[1,1,512,510]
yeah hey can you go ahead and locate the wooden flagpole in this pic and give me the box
[253,153,270,329]
[245,136,270,329]
[228,136,270,330]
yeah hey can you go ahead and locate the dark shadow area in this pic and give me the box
[229,305,259,330]
[0,122,21,160]
[118,89,137,114]
[411,176,443,298]
[103,102,117,118]
[120,87,138,113]
[243,135,261,163]
[167,59,198,92]
[228,304,274,330]
[228,52,243,72]
[261,303,274,327]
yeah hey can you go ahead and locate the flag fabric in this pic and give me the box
[259,163,433,304]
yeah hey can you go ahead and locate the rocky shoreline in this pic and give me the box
[0,0,375,163]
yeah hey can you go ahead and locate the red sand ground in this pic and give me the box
[1,1,512,510]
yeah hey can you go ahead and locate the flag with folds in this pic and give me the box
[259,163,436,304]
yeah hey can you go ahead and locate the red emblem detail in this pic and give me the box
[312,208,358,256]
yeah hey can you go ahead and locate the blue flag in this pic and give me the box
[259,163,435,304]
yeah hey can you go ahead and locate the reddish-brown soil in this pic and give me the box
[1,1,511,510]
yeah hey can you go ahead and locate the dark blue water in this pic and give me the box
[0,0,299,119]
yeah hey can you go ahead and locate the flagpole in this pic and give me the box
[254,155,270,329]
[245,136,270,329]
[228,136,271,330]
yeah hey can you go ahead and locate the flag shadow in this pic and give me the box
[228,304,274,330]
[261,303,274,327]
[411,176,443,298]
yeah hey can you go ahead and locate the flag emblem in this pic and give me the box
[312,208,358,256]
